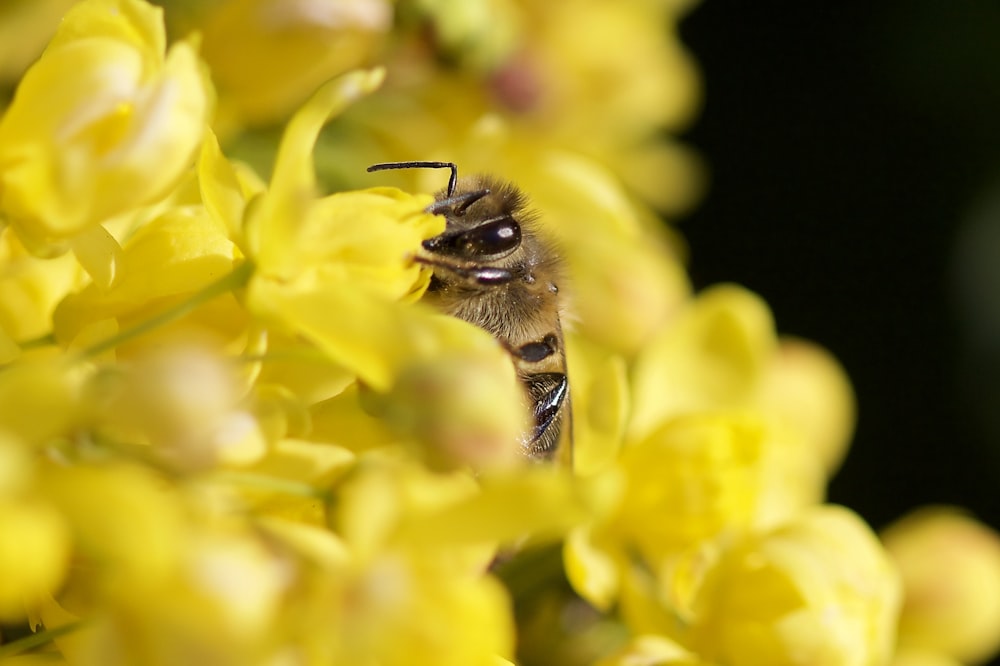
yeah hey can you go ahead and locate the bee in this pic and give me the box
[368,161,571,461]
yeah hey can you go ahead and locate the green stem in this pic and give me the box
[19,333,57,349]
[78,261,255,359]
[0,620,87,658]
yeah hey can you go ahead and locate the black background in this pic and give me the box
[679,1,1000,538]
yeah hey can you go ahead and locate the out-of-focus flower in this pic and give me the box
[883,507,1000,665]
[0,434,71,622]
[91,343,267,471]
[0,0,211,255]
[196,0,393,130]
[363,341,528,470]
[684,505,901,666]
[629,284,844,513]
[331,0,704,214]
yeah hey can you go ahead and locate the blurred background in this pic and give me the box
[679,1,1000,536]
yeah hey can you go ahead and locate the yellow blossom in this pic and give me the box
[0,0,211,254]
[0,445,71,619]
[64,526,296,666]
[89,342,267,471]
[197,0,393,129]
[52,204,246,355]
[616,412,769,558]
[314,548,515,666]
[883,507,1000,665]
[686,505,901,666]
[39,463,188,590]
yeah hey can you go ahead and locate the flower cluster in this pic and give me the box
[0,1,998,665]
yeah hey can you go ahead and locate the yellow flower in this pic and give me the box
[243,69,452,391]
[628,284,847,515]
[197,0,393,129]
[316,550,515,666]
[0,0,211,254]
[0,498,71,620]
[616,412,769,559]
[90,342,267,472]
[326,0,704,215]
[40,463,188,589]
[686,505,901,666]
[883,507,1000,665]
[52,204,246,355]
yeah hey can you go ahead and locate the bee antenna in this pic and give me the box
[367,161,459,197]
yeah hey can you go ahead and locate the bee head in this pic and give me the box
[422,180,525,261]
[366,161,527,263]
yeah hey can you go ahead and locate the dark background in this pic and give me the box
[679,2,1000,535]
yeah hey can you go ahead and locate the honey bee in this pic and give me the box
[368,161,571,461]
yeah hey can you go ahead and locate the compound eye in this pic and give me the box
[456,218,521,260]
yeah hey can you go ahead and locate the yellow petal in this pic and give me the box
[0,0,210,249]
[689,505,901,666]
[564,525,620,611]
[565,332,629,475]
[201,0,393,127]
[756,337,856,478]
[246,68,386,267]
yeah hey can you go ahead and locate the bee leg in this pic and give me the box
[469,266,517,285]
[524,372,569,457]
[414,255,516,285]
[510,334,559,363]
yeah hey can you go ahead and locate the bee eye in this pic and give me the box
[457,218,521,259]
[423,217,522,260]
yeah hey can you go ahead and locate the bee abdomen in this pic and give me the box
[524,372,569,458]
